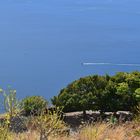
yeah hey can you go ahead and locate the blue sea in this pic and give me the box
[0,0,140,100]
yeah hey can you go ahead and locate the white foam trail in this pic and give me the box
[82,63,140,67]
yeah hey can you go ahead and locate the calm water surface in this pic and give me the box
[0,0,140,99]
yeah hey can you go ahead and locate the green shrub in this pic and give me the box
[22,96,47,116]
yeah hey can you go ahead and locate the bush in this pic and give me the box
[22,96,47,116]
[30,107,66,140]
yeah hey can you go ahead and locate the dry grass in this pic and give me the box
[77,123,140,140]
[13,131,39,140]
[9,122,140,140]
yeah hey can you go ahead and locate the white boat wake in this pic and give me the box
[82,63,140,67]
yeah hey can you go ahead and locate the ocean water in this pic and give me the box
[0,0,140,100]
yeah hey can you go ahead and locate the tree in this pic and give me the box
[134,88,140,102]
[95,80,119,113]
[125,73,140,93]
[116,82,133,110]
[52,72,140,115]
[52,75,107,116]
[52,76,98,116]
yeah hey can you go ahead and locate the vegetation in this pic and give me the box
[22,96,48,116]
[52,72,140,115]
[29,107,66,140]
[0,88,22,139]
[0,122,139,140]
[0,72,140,139]
[0,89,66,140]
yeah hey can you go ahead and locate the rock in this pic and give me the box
[10,116,28,133]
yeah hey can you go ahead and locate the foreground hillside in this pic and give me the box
[5,121,140,140]
[1,108,140,140]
